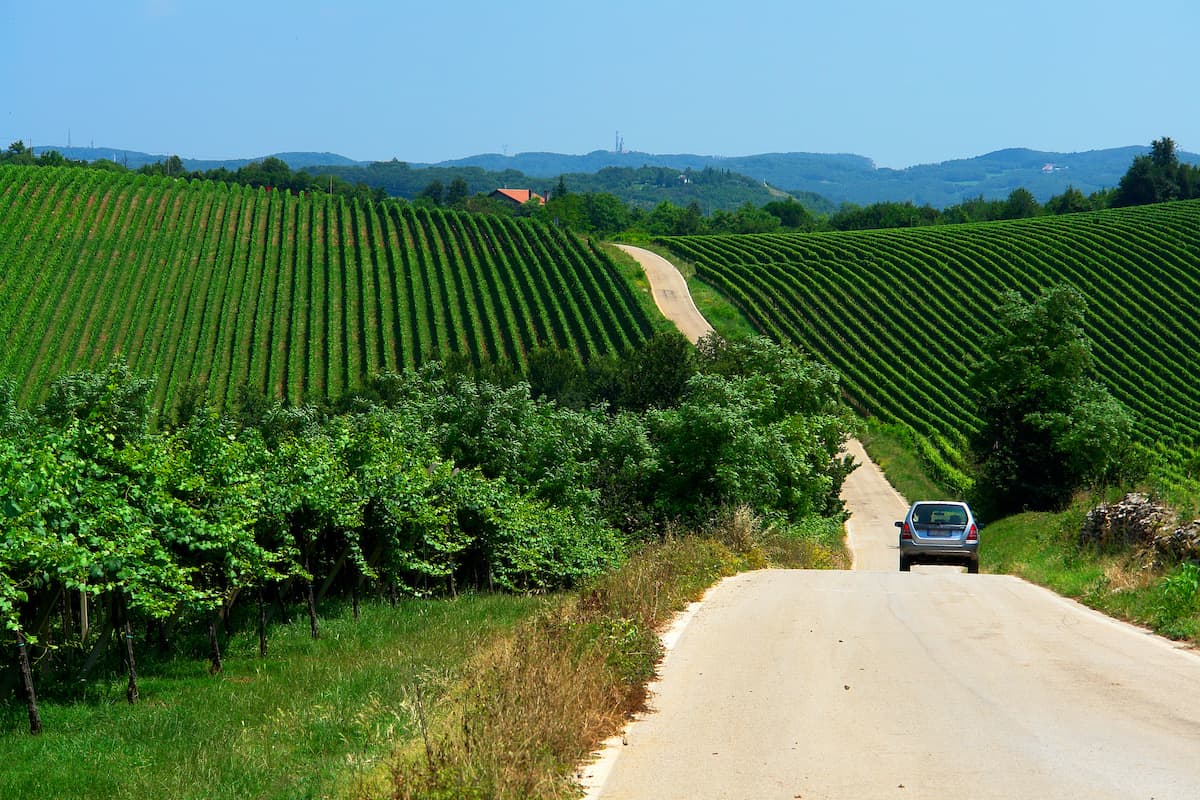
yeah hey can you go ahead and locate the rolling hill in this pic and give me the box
[660,200,1200,485]
[0,165,653,413]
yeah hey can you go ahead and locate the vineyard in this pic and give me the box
[0,165,652,412]
[660,200,1200,486]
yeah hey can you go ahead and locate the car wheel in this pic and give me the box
[967,559,979,574]
[899,555,911,572]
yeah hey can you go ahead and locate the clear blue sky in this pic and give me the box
[3,0,1196,168]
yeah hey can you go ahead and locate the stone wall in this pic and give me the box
[1079,493,1200,565]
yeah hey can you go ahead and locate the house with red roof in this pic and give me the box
[489,188,546,207]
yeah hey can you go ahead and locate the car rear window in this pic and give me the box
[913,504,967,525]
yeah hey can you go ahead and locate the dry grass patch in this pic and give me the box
[1102,559,1160,593]
[362,509,847,800]
[363,535,735,800]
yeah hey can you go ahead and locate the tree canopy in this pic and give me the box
[1113,136,1200,207]
[968,285,1142,516]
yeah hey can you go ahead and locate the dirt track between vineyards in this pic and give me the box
[615,244,714,343]
[580,249,1200,799]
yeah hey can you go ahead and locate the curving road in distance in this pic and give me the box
[615,244,714,343]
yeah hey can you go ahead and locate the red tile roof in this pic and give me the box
[491,188,546,206]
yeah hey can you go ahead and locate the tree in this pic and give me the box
[1112,136,1200,207]
[527,346,584,406]
[1045,185,1091,215]
[968,285,1140,516]
[1150,136,1177,168]
[582,192,630,234]
[709,202,781,234]
[138,155,187,179]
[3,141,34,166]
[763,199,817,230]
[163,155,185,178]
[1000,188,1040,219]
[616,331,696,411]
[536,192,584,229]
[645,334,856,522]
[417,180,445,206]
[645,201,706,236]
[35,150,68,167]
[239,157,292,188]
[1113,156,1163,206]
[445,177,469,206]
[945,194,1006,223]
[830,200,939,230]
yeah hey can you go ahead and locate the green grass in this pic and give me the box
[635,242,759,338]
[858,419,958,503]
[983,505,1200,644]
[0,596,542,800]
[686,275,756,340]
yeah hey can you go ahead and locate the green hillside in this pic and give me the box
[0,165,653,412]
[661,201,1200,485]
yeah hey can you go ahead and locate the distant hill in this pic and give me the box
[804,146,1182,207]
[433,149,874,187]
[27,145,362,171]
[26,143,1200,209]
[432,147,1200,207]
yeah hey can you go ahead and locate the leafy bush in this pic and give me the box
[3,332,859,731]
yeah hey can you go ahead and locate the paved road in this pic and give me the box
[582,253,1200,799]
[841,438,910,572]
[615,244,714,343]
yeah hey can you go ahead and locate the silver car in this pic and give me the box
[895,500,980,573]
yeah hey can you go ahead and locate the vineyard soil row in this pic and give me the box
[661,200,1200,485]
[0,165,654,412]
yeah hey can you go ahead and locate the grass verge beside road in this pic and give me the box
[600,243,678,335]
[361,508,847,800]
[608,241,757,341]
[685,276,756,340]
[0,595,541,800]
[983,507,1200,646]
[858,420,953,504]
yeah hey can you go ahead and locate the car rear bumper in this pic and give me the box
[899,540,978,565]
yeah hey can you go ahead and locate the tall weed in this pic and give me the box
[369,509,843,800]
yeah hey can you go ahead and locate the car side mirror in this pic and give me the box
[894,520,903,527]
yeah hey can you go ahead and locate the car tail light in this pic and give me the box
[900,523,913,541]
[966,524,979,542]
